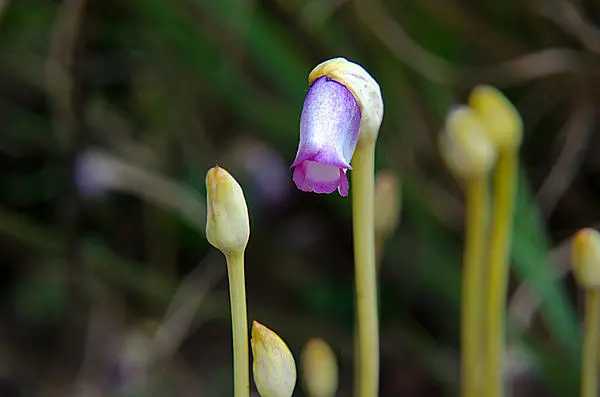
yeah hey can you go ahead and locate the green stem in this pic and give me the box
[581,290,600,397]
[462,176,489,397]
[226,252,250,397]
[351,143,379,397]
[484,152,518,397]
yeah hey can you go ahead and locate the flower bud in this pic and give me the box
[468,85,523,152]
[374,170,401,240]
[301,338,339,397]
[308,57,384,145]
[251,321,297,397]
[205,166,250,256]
[572,228,600,289]
[439,105,497,180]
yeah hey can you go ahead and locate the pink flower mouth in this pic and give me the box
[292,160,350,196]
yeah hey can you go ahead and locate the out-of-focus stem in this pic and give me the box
[581,290,600,397]
[484,152,518,397]
[461,175,489,397]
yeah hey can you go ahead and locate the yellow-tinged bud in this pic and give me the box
[439,105,497,180]
[374,170,401,240]
[301,338,339,397]
[205,166,250,256]
[252,321,297,397]
[309,57,383,145]
[572,228,600,289]
[468,85,523,152]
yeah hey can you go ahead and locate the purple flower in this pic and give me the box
[291,76,361,197]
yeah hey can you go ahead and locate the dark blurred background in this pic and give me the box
[1,0,600,395]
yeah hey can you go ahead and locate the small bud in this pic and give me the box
[468,85,523,152]
[308,57,384,145]
[572,228,600,289]
[205,166,250,256]
[251,321,297,397]
[374,170,401,240]
[301,338,339,397]
[439,105,497,180]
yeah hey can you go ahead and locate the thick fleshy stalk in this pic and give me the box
[438,106,496,397]
[351,141,379,397]
[581,290,600,397]
[572,229,600,397]
[227,251,250,397]
[461,176,489,397]
[205,167,250,397]
[469,86,522,397]
[483,152,518,397]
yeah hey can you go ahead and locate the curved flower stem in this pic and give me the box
[226,252,250,397]
[351,142,379,397]
[462,176,489,397]
[484,152,518,397]
[581,290,600,397]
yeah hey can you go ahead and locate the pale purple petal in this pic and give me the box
[291,76,361,196]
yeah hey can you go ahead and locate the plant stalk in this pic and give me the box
[462,176,489,397]
[351,142,379,397]
[484,152,518,397]
[226,252,250,397]
[581,289,600,397]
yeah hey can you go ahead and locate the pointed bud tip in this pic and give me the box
[572,228,600,289]
[251,321,297,397]
[205,166,249,256]
[468,84,523,152]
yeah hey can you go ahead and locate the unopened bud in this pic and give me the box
[251,321,297,397]
[572,228,600,289]
[205,166,250,256]
[374,170,401,240]
[439,105,497,180]
[301,338,338,397]
[468,85,523,152]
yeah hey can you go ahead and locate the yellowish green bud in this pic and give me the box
[438,105,497,180]
[572,228,600,289]
[374,170,401,240]
[205,166,250,256]
[308,57,383,145]
[251,321,297,397]
[468,85,523,152]
[301,338,339,397]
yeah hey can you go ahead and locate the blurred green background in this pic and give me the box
[1,0,599,395]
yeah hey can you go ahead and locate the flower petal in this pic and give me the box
[291,76,361,196]
[292,161,349,196]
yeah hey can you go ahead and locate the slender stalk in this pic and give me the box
[581,290,600,397]
[353,318,360,397]
[461,176,489,397]
[225,252,250,397]
[351,142,379,397]
[484,152,518,397]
